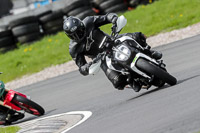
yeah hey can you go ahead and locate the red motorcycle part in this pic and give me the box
[3,90,44,116]
[12,94,44,116]
[3,90,27,111]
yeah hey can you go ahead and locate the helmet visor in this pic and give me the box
[66,25,85,41]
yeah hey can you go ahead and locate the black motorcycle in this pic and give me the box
[89,15,177,91]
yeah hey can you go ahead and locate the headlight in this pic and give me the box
[114,45,131,61]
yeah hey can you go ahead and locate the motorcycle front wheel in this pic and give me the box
[12,94,45,116]
[136,58,177,86]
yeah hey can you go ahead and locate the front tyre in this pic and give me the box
[136,58,177,86]
[12,95,45,116]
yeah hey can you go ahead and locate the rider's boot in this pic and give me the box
[134,32,162,60]
[144,45,162,60]
[6,109,24,124]
[115,74,128,90]
[131,80,141,92]
[150,50,162,60]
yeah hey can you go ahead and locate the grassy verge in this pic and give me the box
[0,126,20,133]
[102,0,200,36]
[0,32,71,83]
[1,0,200,83]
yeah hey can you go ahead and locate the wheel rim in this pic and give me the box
[14,100,40,115]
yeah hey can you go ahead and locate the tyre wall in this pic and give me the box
[0,0,155,52]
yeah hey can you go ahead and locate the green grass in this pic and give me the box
[0,32,71,83]
[1,0,200,83]
[0,126,20,133]
[102,0,200,36]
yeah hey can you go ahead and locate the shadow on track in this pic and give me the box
[127,75,199,101]
[13,109,56,125]
[176,75,200,84]
[127,85,170,101]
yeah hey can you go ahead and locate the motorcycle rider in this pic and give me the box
[0,81,24,125]
[63,13,162,92]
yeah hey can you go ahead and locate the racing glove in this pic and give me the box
[79,62,92,76]
[107,13,118,25]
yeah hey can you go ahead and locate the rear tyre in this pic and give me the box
[93,0,107,5]
[42,18,63,30]
[99,0,124,10]
[104,3,128,13]
[136,58,177,86]
[0,36,15,48]
[35,9,52,18]
[9,16,38,28]
[17,32,41,44]
[68,6,90,16]
[12,23,40,37]
[0,29,16,52]
[44,26,63,35]
[62,1,84,14]
[76,9,96,20]
[0,30,12,38]
[12,94,45,116]
[39,11,63,24]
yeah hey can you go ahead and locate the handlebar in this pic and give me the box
[92,51,107,64]
[111,24,118,40]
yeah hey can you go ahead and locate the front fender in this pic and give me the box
[3,90,27,111]
[130,53,158,79]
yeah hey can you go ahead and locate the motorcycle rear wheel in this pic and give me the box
[136,58,177,86]
[12,94,45,116]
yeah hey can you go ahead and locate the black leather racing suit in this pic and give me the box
[69,14,148,89]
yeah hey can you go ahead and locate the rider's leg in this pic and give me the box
[101,61,142,91]
[0,105,8,125]
[131,32,162,60]
[6,110,24,124]
[101,61,127,90]
[0,105,24,125]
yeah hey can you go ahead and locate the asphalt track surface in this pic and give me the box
[15,34,200,133]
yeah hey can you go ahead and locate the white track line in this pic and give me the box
[18,111,92,132]
[61,111,92,132]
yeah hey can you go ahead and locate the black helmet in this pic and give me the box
[63,16,86,41]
